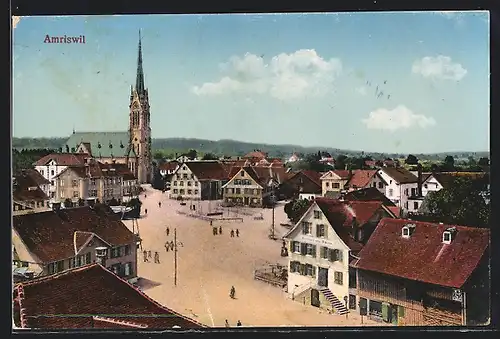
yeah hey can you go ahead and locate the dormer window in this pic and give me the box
[241,171,245,177]
[402,224,416,238]
[443,227,457,244]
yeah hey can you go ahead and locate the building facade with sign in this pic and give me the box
[353,218,490,326]
[282,198,397,316]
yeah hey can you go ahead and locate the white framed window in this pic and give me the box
[334,271,343,285]
[316,224,326,237]
[388,189,394,196]
[293,242,301,253]
[306,244,316,256]
[313,210,322,219]
[301,222,312,235]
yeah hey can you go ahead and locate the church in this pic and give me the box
[63,32,153,184]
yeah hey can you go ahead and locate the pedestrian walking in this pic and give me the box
[166,227,170,237]
[236,320,242,327]
[219,226,222,235]
[165,242,169,252]
[230,229,235,238]
[230,286,236,299]
[145,194,147,198]
[225,320,230,327]
[148,250,152,259]
[236,229,240,237]
[210,220,213,226]
[170,241,175,251]
[145,208,148,215]
[154,251,160,263]
[143,250,148,262]
[158,201,162,208]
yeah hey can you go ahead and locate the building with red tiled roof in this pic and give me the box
[353,218,490,326]
[345,170,388,192]
[282,198,397,316]
[169,161,229,201]
[13,171,51,215]
[12,205,139,281]
[319,170,353,196]
[13,264,205,329]
[377,167,419,211]
[158,161,179,176]
[278,170,323,200]
[242,150,268,160]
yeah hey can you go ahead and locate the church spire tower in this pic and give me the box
[128,29,152,184]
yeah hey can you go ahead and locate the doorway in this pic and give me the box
[244,197,250,205]
[311,289,320,307]
[318,267,328,287]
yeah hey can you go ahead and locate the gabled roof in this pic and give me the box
[284,198,388,253]
[353,218,490,289]
[243,150,268,159]
[13,205,138,263]
[34,153,89,167]
[298,170,323,187]
[13,172,49,202]
[14,264,205,329]
[320,170,350,180]
[55,161,134,180]
[158,162,178,171]
[183,161,228,180]
[64,132,130,158]
[346,170,378,188]
[342,187,396,207]
[428,172,488,189]
[380,167,418,184]
[20,169,50,186]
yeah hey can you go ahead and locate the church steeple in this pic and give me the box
[135,30,145,95]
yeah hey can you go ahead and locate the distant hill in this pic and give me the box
[11,137,489,160]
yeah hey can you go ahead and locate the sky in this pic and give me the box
[12,12,490,153]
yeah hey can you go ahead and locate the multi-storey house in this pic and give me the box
[377,167,418,213]
[34,153,88,200]
[13,171,51,215]
[169,161,228,200]
[279,170,322,201]
[353,218,490,326]
[344,170,387,193]
[320,170,351,197]
[12,204,139,283]
[283,198,397,315]
[222,166,287,207]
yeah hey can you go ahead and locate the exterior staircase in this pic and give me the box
[319,287,349,315]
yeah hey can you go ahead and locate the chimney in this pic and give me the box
[417,163,423,197]
[95,247,108,266]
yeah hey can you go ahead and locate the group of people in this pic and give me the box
[225,319,242,327]
[143,250,160,264]
[210,223,240,238]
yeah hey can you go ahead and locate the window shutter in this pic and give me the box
[320,247,325,258]
[289,241,294,252]
[300,264,305,275]
[312,266,316,278]
[382,303,389,322]
[312,245,316,257]
[300,243,306,255]
[338,250,343,263]
[398,305,405,318]
[324,225,328,238]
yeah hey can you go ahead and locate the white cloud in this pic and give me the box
[412,55,467,81]
[362,105,436,132]
[355,86,367,96]
[192,49,342,100]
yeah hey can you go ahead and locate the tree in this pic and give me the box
[186,149,198,160]
[405,154,418,165]
[442,155,455,171]
[284,199,312,223]
[478,157,490,167]
[335,154,348,170]
[420,176,490,228]
[153,151,164,160]
[202,153,218,160]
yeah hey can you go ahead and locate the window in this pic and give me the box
[47,263,56,274]
[173,189,178,194]
[21,261,29,267]
[73,191,79,198]
[235,188,241,194]
[51,180,54,186]
[413,202,419,210]
[60,179,64,187]
[240,171,245,177]
[404,188,408,196]
[76,255,83,267]
[174,181,177,186]
[313,210,322,219]
[301,222,312,235]
[333,183,340,189]
[404,201,408,209]
[110,247,119,258]
[51,170,55,176]
[316,224,326,237]
[194,190,199,194]
[424,184,428,189]
[85,252,91,264]
[124,245,131,256]
[290,261,301,273]
[124,262,133,276]
[69,257,76,269]
[334,271,343,285]
[306,244,316,257]
[320,247,329,259]
[188,189,192,195]
[111,264,121,276]
[329,249,343,262]
[253,189,257,195]
[443,232,451,243]
[373,182,376,188]
[388,189,394,197]
[90,190,97,197]
[90,178,96,186]
[411,188,416,196]
[188,181,192,186]
[326,182,330,187]
[293,242,301,253]
[179,181,184,186]
[183,174,188,179]
[378,182,383,189]
[72,179,78,187]
[305,264,315,277]
[195,181,199,187]
[179,189,185,195]
[60,191,65,198]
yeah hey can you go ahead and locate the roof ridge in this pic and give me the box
[93,316,148,329]
[17,264,100,288]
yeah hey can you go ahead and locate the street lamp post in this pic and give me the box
[174,228,178,286]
